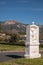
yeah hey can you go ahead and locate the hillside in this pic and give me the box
[0,20,43,37]
[0,20,27,34]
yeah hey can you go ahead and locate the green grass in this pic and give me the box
[0,44,25,51]
[0,55,43,65]
[0,43,43,65]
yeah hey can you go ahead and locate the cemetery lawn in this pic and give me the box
[0,44,25,51]
[0,55,43,65]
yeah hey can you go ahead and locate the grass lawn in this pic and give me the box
[0,55,43,65]
[0,43,43,65]
[0,44,25,51]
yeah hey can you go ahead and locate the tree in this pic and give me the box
[0,23,2,33]
[10,34,20,42]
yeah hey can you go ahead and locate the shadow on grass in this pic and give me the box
[6,55,24,59]
[0,54,24,62]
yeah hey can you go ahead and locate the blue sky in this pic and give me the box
[0,0,43,24]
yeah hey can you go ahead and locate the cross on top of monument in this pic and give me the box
[32,21,35,25]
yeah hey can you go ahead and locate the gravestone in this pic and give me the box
[24,22,41,58]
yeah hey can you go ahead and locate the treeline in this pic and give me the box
[0,33,25,46]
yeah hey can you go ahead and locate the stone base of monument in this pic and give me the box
[24,42,41,59]
[24,54,41,59]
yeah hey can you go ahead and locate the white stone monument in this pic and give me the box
[24,22,41,58]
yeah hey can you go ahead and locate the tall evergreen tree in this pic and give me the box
[0,23,2,33]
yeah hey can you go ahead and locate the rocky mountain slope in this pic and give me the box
[1,20,27,34]
[0,20,43,36]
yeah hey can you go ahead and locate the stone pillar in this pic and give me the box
[24,22,41,58]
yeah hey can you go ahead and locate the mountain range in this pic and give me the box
[0,20,27,34]
[0,20,43,36]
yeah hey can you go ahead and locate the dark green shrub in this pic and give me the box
[9,34,20,42]
[39,44,43,48]
[17,41,25,46]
